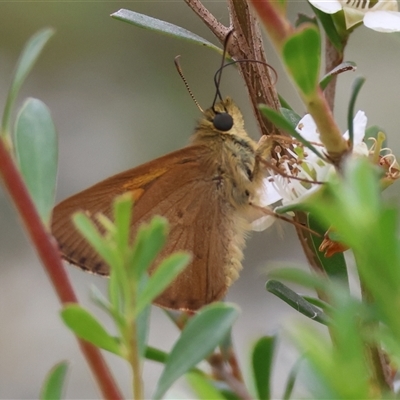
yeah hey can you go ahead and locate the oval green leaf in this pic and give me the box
[15,98,58,227]
[153,303,240,399]
[61,304,122,356]
[40,361,68,400]
[282,26,321,96]
[2,28,54,133]
[111,9,221,54]
[251,336,277,400]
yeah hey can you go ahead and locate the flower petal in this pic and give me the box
[309,0,342,14]
[296,114,320,142]
[371,0,398,13]
[343,110,367,143]
[364,10,400,32]
[342,6,365,29]
[258,178,283,207]
[251,215,276,232]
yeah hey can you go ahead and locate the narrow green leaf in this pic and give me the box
[259,105,324,159]
[251,336,276,400]
[280,108,301,128]
[282,26,321,96]
[310,5,345,52]
[278,94,293,110]
[266,280,328,325]
[282,358,302,400]
[14,98,57,227]
[302,296,333,314]
[72,212,119,269]
[135,252,191,315]
[153,303,240,399]
[145,346,168,364]
[137,307,151,359]
[347,77,366,146]
[186,372,226,400]
[129,216,169,279]
[2,28,54,133]
[113,193,134,254]
[61,304,122,356]
[90,284,126,331]
[268,268,328,296]
[111,9,221,54]
[320,61,356,91]
[40,361,68,400]
[307,214,349,288]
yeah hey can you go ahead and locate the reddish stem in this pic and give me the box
[0,137,123,400]
[248,0,292,45]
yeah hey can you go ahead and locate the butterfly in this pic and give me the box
[51,96,273,311]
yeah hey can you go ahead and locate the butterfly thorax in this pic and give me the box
[191,98,265,210]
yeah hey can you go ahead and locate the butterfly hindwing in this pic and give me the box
[51,144,246,310]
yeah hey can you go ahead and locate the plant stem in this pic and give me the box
[324,37,344,112]
[0,136,123,400]
[128,319,144,400]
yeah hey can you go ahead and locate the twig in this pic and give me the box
[208,353,253,400]
[0,137,123,400]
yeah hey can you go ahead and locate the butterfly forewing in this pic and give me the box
[51,144,239,310]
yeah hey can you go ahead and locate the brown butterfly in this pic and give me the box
[51,96,273,311]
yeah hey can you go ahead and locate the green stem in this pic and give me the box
[124,279,144,400]
[0,136,123,400]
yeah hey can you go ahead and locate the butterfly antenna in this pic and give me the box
[212,30,234,111]
[174,55,204,113]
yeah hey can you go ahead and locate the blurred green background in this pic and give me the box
[1,1,400,398]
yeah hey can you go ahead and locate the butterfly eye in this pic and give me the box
[213,112,233,132]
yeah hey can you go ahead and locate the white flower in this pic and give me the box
[309,0,400,32]
[262,110,368,208]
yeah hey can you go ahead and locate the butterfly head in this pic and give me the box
[197,97,247,139]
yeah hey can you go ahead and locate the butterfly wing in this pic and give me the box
[52,145,246,310]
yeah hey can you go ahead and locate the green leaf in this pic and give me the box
[186,371,226,400]
[320,61,356,91]
[268,267,328,292]
[72,212,119,269]
[266,280,329,325]
[307,214,349,288]
[251,336,276,400]
[259,105,324,159]
[111,9,221,54]
[40,361,68,400]
[136,287,151,358]
[61,304,122,356]
[129,216,169,279]
[2,28,54,134]
[135,252,191,315]
[113,193,134,255]
[310,5,345,52]
[347,77,365,146]
[14,98,57,227]
[282,26,321,96]
[280,108,301,128]
[282,358,302,400]
[153,303,240,399]
[145,346,168,364]
[278,94,293,110]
